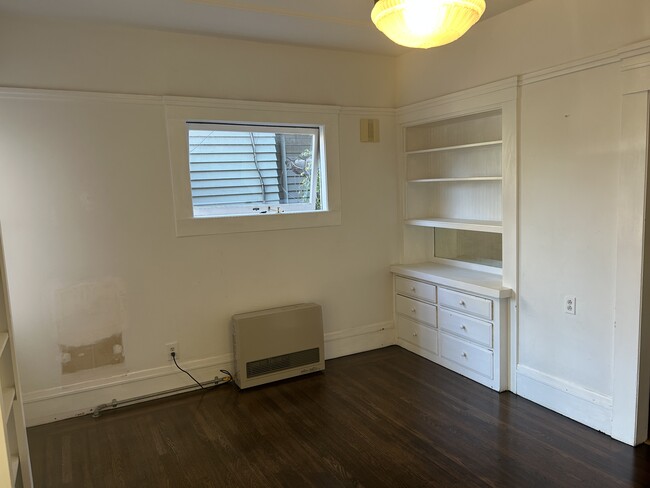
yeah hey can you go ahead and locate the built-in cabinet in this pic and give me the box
[391,263,510,391]
[0,226,32,487]
[393,80,518,392]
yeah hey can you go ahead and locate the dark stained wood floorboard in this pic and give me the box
[27,346,650,487]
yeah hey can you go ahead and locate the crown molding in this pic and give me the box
[520,38,650,86]
[0,88,345,115]
[0,87,161,104]
[340,106,396,116]
[163,95,341,115]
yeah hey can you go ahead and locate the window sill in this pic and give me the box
[175,210,341,236]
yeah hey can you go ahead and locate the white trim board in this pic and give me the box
[340,107,396,116]
[163,95,341,114]
[396,77,518,126]
[516,365,613,435]
[23,353,235,427]
[23,321,396,427]
[520,38,650,86]
[0,87,160,105]
[610,51,650,445]
[324,321,395,359]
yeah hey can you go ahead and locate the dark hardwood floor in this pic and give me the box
[27,346,650,487]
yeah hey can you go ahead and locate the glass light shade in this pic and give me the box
[371,0,486,49]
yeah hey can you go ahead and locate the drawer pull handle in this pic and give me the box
[410,286,416,292]
[460,325,467,331]
[413,332,418,337]
[462,352,468,358]
[411,308,416,313]
[459,300,466,306]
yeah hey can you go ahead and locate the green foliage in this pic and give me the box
[297,148,321,209]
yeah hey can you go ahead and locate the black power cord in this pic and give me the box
[171,351,205,390]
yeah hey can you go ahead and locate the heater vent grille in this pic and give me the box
[247,347,320,378]
[232,303,325,388]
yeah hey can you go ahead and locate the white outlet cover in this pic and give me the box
[565,296,576,315]
[166,342,178,360]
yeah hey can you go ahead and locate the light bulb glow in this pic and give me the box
[371,0,486,49]
[402,0,447,36]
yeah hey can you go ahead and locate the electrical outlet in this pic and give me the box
[166,342,178,361]
[564,296,576,315]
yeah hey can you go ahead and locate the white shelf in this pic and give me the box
[10,456,18,485]
[2,387,15,425]
[405,140,502,155]
[408,176,502,183]
[0,333,7,357]
[405,218,503,233]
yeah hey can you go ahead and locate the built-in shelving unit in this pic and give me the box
[393,79,518,392]
[0,224,32,487]
[402,109,505,268]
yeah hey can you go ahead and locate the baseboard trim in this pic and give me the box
[23,321,396,426]
[324,321,396,360]
[23,353,235,427]
[516,365,613,434]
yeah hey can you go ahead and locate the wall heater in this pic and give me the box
[232,303,325,389]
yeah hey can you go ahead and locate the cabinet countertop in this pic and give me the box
[390,262,512,299]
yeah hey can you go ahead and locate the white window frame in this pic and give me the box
[187,123,322,218]
[165,97,341,236]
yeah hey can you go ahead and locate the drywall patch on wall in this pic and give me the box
[60,333,124,373]
[54,280,126,373]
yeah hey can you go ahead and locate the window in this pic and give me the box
[165,97,341,236]
[187,123,324,218]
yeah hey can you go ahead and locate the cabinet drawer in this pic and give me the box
[438,288,492,320]
[397,316,438,355]
[439,309,492,348]
[395,276,436,303]
[396,295,437,327]
[440,333,493,379]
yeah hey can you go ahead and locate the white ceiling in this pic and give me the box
[0,0,534,56]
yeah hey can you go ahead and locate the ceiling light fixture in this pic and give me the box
[371,0,486,49]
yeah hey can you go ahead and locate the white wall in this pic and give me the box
[0,16,399,424]
[517,64,620,396]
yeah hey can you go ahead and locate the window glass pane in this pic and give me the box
[187,125,321,218]
[281,133,319,208]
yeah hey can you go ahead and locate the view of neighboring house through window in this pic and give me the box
[187,123,323,218]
